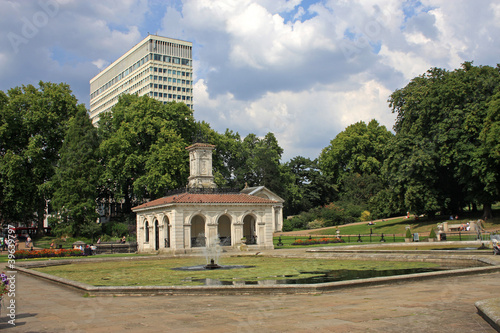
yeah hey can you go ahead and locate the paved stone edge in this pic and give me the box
[476,298,500,332]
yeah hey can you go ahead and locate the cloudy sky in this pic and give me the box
[1,0,499,161]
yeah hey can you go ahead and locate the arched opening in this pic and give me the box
[243,215,257,245]
[145,221,149,243]
[217,215,231,246]
[191,215,206,247]
[163,216,170,248]
[154,220,159,251]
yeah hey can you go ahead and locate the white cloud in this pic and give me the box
[1,0,500,161]
[92,59,110,70]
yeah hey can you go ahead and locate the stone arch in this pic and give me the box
[163,215,171,248]
[217,214,232,246]
[190,214,206,247]
[154,219,160,251]
[144,220,150,243]
[243,214,257,245]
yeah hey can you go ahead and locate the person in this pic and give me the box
[97,238,101,244]
[50,241,54,249]
[493,240,500,255]
[121,236,126,244]
[26,235,31,248]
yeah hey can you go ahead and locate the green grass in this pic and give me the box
[32,256,440,287]
[307,212,500,237]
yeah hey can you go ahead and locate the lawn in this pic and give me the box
[32,256,439,287]
[308,211,500,237]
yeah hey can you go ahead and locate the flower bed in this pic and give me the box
[292,237,345,246]
[14,248,84,259]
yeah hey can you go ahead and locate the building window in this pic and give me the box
[168,94,172,98]
[154,67,158,72]
[154,84,158,88]
[145,222,149,243]
[154,92,158,97]
[159,93,163,97]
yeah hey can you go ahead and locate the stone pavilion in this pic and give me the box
[132,143,284,253]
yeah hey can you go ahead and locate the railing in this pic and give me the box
[276,231,496,245]
[165,187,242,196]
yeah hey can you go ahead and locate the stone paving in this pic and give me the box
[1,249,499,332]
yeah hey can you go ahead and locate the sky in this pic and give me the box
[1,0,499,161]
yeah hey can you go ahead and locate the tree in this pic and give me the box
[386,62,500,218]
[0,82,81,229]
[50,107,102,238]
[235,132,285,195]
[283,156,337,216]
[98,95,196,215]
[319,119,393,186]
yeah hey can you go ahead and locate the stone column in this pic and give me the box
[233,223,244,245]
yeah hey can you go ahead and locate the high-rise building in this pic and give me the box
[89,35,193,124]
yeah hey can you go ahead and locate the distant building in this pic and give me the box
[132,143,284,253]
[89,35,193,124]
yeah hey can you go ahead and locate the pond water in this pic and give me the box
[189,267,444,286]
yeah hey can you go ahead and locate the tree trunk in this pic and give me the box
[482,203,493,220]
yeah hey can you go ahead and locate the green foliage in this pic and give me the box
[98,95,196,213]
[51,107,102,237]
[429,227,437,239]
[360,211,371,222]
[319,119,393,185]
[282,156,337,216]
[386,62,500,218]
[406,228,412,239]
[0,82,81,227]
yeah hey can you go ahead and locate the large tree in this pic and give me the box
[98,95,196,215]
[319,119,393,186]
[0,82,80,229]
[386,62,500,218]
[283,156,337,216]
[50,107,102,238]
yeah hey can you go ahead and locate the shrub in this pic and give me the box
[360,210,371,222]
[406,228,412,239]
[307,219,325,229]
[429,227,436,239]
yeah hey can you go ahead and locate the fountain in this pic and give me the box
[173,233,253,271]
[205,259,221,270]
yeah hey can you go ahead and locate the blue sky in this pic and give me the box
[1,0,499,161]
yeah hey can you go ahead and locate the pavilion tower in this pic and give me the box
[186,143,217,189]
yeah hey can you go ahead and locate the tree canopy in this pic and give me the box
[98,95,196,214]
[50,107,102,238]
[0,82,81,228]
[384,62,500,218]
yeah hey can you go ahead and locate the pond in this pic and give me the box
[188,267,444,285]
